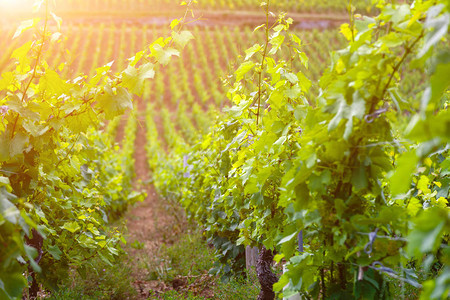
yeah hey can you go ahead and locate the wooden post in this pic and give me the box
[245,246,259,274]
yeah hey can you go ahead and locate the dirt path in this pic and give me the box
[123,98,182,299]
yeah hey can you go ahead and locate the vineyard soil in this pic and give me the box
[124,97,183,297]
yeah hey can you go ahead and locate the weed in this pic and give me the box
[144,227,259,299]
[47,253,137,300]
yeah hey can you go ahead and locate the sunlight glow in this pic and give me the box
[0,0,29,10]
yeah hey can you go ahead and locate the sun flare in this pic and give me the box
[0,0,29,9]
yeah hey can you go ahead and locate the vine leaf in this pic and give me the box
[419,5,449,57]
[427,53,450,107]
[13,19,40,39]
[23,120,49,138]
[0,273,27,300]
[172,30,194,48]
[278,231,298,245]
[98,86,133,119]
[40,69,71,95]
[10,133,29,158]
[407,208,446,256]
[24,245,41,272]
[245,44,262,60]
[47,244,62,260]
[122,63,155,96]
[390,151,418,196]
[0,187,20,224]
[150,44,180,66]
[235,61,255,81]
[62,221,81,233]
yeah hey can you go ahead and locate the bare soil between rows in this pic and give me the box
[123,97,175,298]
[121,97,214,299]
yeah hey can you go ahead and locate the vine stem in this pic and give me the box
[380,32,424,98]
[321,267,326,298]
[11,0,50,139]
[256,0,270,126]
[54,133,81,169]
[370,31,424,114]
[348,0,355,42]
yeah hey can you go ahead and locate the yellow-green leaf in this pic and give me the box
[62,221,81,233]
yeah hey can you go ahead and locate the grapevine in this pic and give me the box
[155,0,450,298]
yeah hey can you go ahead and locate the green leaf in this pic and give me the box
[297,71,311,92]
[235,61,255,81]
[150,44,179,66]
[285,73,298,84]
[328,97,346,132]
[47,244,62,260]
[170,19,180,29]
[40,69,71,95]
[306,153,316,169]
[390,150,418,195]
[344,94,365,140]
[285,85,301,99]
[7,95,40,121]
[308,170,331,194]
[295,183,311,210]
[122,63,155,96]
[269,34,285,55]
[428,53,450,107]
[429,266,450,299]
[407,208,447,256]
[390,4,411,24]
[9,132,29,157]
[98,86,133,119]
[50,12,62,31]
[24,245,42,272]
[171,31,194,49]
[380,32,404,48]
[419,5,449,57]
[11,41,32,70]
[245,44,262,60]
[278,231,298,245]
[340,23,354,41]
[352,166,368,191]
[253,24,265,32]
[417,175,431,193]
[13,18,40,39]
[22,120,49,137]
[32,0,44,12]
[322,140,347,162]
[0,272,27,299]
[62,221,81,233]
[0,188,20,224]
[65,107,98,133]
[290,33,302,47]
[273,273,289,292]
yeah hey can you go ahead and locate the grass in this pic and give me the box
[47,253,138,300]
[140,228,260,299]
[45,227,259,299]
